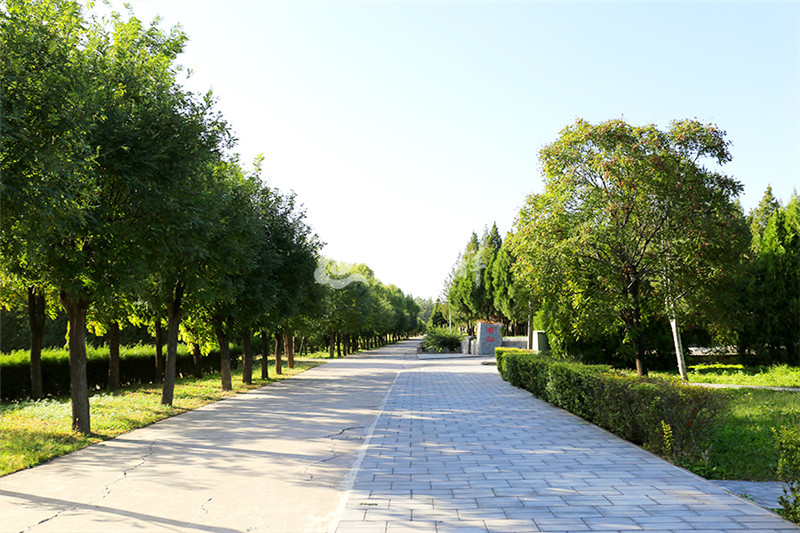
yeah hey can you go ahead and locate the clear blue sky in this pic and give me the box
[106,1,798,300]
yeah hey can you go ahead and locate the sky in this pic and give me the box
[102,1,799,300]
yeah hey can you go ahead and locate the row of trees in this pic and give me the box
[0,0,420,433]
[440,118,798,376]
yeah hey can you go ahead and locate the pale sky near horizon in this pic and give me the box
[103,1,799,300]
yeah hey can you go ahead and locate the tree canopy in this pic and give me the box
[511,118,749,375]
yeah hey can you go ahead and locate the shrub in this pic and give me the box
[495,348,729,464]
[421,327,462,353]
[0,344,241,401]
[775,425,800,522]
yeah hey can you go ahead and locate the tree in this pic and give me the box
[1,1,230,430]
[749,185,781,250]
[739,192,800,362]
[513,118,748,376]
[1,0,95,410]
[491,234,530,333]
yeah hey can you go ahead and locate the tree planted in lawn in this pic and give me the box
[513,118,748,376]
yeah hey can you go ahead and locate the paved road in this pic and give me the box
[334,352,798,533]
[1,340,797,532]
[0,342,417,533]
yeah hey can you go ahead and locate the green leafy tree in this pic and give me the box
[2,2,192,431]
[749,185,781,251]
[491,234,530,332]
[513,118,748,376]
[1,0,95,408]
[739,192,800,362]
[447,233,481,332]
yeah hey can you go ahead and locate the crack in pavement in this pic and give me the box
[199,497,212,516]
[323,426,365,440]
[100,440,156,500]
[21,441,157,532]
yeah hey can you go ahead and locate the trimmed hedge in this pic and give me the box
[1,344,243,401]
[496,348,729,464]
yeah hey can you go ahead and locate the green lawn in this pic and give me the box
[0,361,319,476]
[704,388,800,480]
[651,363,800,388]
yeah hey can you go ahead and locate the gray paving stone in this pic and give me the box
[333,356,799,532]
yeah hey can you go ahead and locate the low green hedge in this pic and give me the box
[496,348,729,464]
[1,345,242,401]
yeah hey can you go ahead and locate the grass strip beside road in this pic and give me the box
[0,361,319,476]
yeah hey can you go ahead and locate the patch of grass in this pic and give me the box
[651,364,800,388]
[0,361,319,476]
[589,364,800,481]
[701,389,800,481]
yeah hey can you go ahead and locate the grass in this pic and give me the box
[651,363,800,388]
[611,363,800,481]
[0,360,319,476]
[702,388,800,481]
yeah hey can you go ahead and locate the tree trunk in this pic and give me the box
[192,343,203,379]
[336,333,342,357]
[60,291,91,434]
[670,317,689,381]
[284,333,295,369]
[274,329,283,375]
[154,318,164,381]
[631,309,648,377]
[161,284,183,405]
[343,334,349,356]
[108,321,120,391]
[215,319,232,391]
[27,286,45,399]
[329,332,335,358]
[242,328,252,384]
[261,330,269,379]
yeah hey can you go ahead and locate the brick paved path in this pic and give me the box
[334,359,798,533]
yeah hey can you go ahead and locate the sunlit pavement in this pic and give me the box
[0,341,420,533]
[333,354,798,533]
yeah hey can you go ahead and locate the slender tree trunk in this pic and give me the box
[329,332,335,358]
[192,343,203,378]
[261,330,269,379]
[274,329,283,375]
[631,299,648,377]
[670,317,688,381]
[161,284,183,405]
[108,321,120,391]
[242,328,253,384]
[343,334,349,356]
[27,286,45,399]
[298,336,307,357]
[60,291,91,434]
[154,318,164,381]
[215,319,232,391]
[285,333,295,370]
[336,333,342,357]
